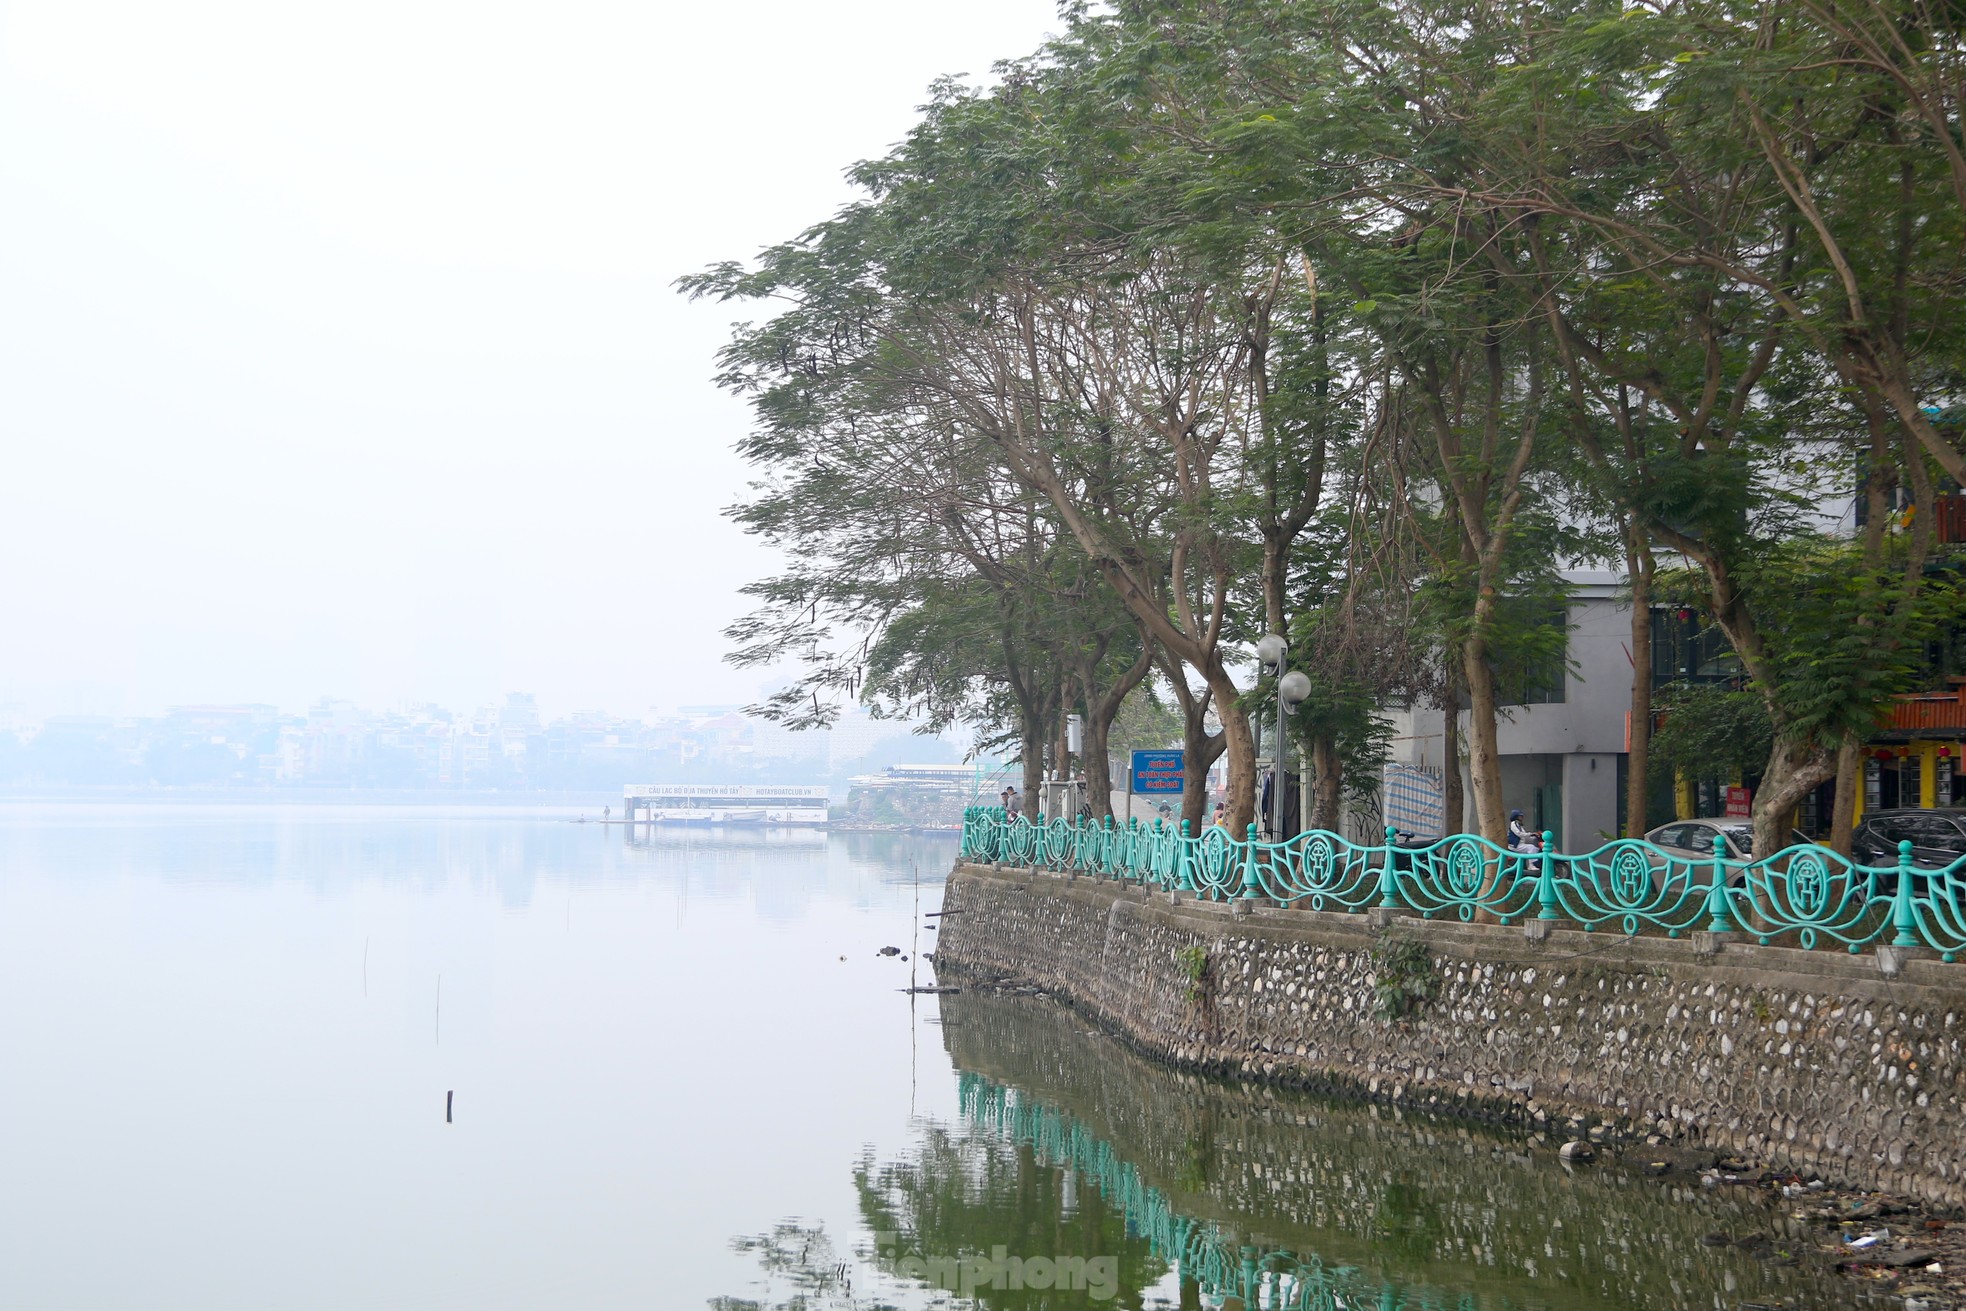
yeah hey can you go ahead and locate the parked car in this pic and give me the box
[1635,821,1817,901]
[1644,820,1751,863]
[1851,808,1966,873]
[1642,820,1811,862]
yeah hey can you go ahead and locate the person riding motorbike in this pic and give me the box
[1507,809,1540,853]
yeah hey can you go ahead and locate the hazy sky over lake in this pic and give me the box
[0,1,1061,721]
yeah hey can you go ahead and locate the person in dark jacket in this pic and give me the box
[1507,809,1537,852]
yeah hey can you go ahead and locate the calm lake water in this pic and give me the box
[0,806,1860,1310]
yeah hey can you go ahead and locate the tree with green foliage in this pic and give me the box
[685,0,1966,851]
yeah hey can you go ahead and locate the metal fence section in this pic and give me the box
[960,807,1966,962]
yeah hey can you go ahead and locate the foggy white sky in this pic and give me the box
[0,1,1061,722]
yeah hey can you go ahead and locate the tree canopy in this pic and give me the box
[688,0,1966,849]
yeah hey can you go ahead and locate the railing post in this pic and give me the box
[1177,818,1196,892]
[1893,838,1921,947]
[1537,832,1559,919]
[1378,824,1400,908]
[1172,818,1191,892]
[1705,830,1735,933]
[1243,823,1262,898]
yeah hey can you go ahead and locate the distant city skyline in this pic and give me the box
[0,692,968,793]
[0,683,821,727]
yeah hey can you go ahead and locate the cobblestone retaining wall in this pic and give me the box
[933,862,1966,1209]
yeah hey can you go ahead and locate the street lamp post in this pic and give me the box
[1256,633,1312,839]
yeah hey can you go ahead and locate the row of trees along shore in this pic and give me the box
[686,0,1966,857]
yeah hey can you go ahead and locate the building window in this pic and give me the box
[1651,609,1741,687]
[1518,657,1566,706]
[1500,601,1569,707]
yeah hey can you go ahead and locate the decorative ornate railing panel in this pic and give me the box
[959,807,1965,962]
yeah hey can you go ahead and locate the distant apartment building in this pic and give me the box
[842,764,991,827]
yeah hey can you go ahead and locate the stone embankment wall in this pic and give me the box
[933,862,1966,1209]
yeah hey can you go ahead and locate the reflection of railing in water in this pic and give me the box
[936,990,1852,1310]
[959,1072,1475,1311]
[962,805,1966,959]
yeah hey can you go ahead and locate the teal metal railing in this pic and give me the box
[960,807,1966,961]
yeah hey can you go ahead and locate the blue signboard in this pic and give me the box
[1130,749,1186,793]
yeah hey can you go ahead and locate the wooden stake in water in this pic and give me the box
[445,1090,453,1124]
[909,857,919,1116]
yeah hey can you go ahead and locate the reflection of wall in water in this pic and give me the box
[938,991,1850,1311]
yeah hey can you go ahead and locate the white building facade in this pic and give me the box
[1379,573,1632,852]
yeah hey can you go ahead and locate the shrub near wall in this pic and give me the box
[933,862,1966,1208]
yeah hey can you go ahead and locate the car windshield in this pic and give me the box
[1719,824,1752,855]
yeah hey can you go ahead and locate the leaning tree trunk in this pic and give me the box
[1461,637,1509,844]
[1078,644,1152,824]
[1830,736,1861,856]
[1625,529,1654,838]
[1019,705,1044,817]
[1204,663,1258,836]
[1752,735,1836,861]
[1309,734,1342,832]
[1081,714,1114,821]
[1176,712,1227,832]
[1169,676,1212,831]
[1440,689,1463,838]
[1054,710,1072,805]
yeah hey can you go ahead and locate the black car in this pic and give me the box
[1850,808,1966,873]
